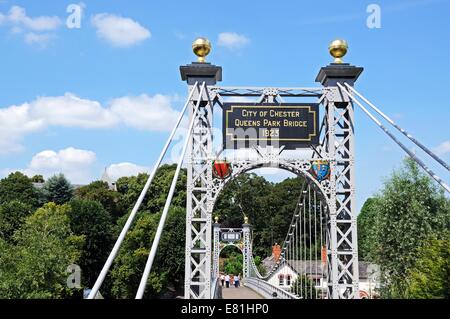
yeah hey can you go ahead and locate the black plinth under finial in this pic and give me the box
[315,63,364,87]
[180,62,222,86]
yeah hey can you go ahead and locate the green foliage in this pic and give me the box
[405,235,450,299]
[253,255,267,276]
[221,246,243,275]
[110,211,156,298]
[215,173,306,258]
[111,206,186,299]
[31,175,45,183]
[0,203,84,299]
[0,172,40,208]
[43,174,74,205]
[154,206,186,296]
[359,158,450,298]
[116,165,187,215]
[291,275,317,299]
[75,181,123,220]
[0,201,33,242]
[68,199,114,288]
[357,198,379,261]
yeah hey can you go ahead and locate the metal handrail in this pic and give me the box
[245,277,298,299]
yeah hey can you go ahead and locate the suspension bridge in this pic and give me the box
[86,38,449,300]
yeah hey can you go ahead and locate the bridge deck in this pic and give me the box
[221,284,264,299]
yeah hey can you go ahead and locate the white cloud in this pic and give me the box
[107,162,151,180]
[0,103,45,154]
[0,147,154,185]
[0,93,179,155]
[433,140,450,156]
[13,147,97,184]
[0,6,62,46]
[7,6,61,31]
[110,94,179,131]
[217,32,249,50]
[24,32,55,48]
[29,93,119,128]
[92,13,151,47]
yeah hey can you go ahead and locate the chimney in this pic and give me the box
[272,243,281,260]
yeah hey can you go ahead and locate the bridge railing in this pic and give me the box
[245,277,298,299]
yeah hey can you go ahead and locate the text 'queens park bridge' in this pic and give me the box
[85,38,449,300]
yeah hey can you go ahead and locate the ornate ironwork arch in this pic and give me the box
[219,243,244,255]
[211,158,332,211]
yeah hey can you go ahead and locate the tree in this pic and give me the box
[254,256,267,276]
[0,201,33,243]
[222,248,243,276]
[0,172,40,208]
[372,158,450,298]
[116,165,187,214]
[43,174,74,205]
[265,177,309,256]
[214,173,273,257]
[110,211,160,299]
[357,198,379,261]
[31,175,45,183]
[152,206,186,298]
[405,235,450,299]
[214,173,306,258]
[110,207,186,299]
[291,275,318,299]
[0,203,84,299]
[68,199,114,288]
[75,181,122,220]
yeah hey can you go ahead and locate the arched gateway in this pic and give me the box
[182,38,362,299]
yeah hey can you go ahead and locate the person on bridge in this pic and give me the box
[220,273,225,287]
[233,275,240,288]
[225,274,230,288]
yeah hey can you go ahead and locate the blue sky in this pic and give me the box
[0,0,449,211]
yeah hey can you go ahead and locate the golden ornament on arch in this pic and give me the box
[329,39,348,64]
[192,37,212,63]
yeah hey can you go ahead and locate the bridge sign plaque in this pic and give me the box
[221,232,241,242]
[223,103,319,150]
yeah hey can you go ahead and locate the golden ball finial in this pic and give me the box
[329,39,348,64]
[215,216,219,223]
[244,216,249,224]
[192,37,211,63]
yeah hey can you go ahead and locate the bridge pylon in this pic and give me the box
[181,49,222,299]
[315,58,363,299]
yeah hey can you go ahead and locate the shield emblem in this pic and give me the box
[212,160,232,179]
[311,160,330,182]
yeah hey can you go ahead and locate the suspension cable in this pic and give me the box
[308,186,312,299]
[314,189,318,299]
[135,82,207,299]
[87,82,200,299]
[248,179,327,300]
[344,83,450,172]
[337,83,450,193]
[298,197,303,297]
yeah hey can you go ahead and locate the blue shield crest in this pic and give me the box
[311,161,330,182]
